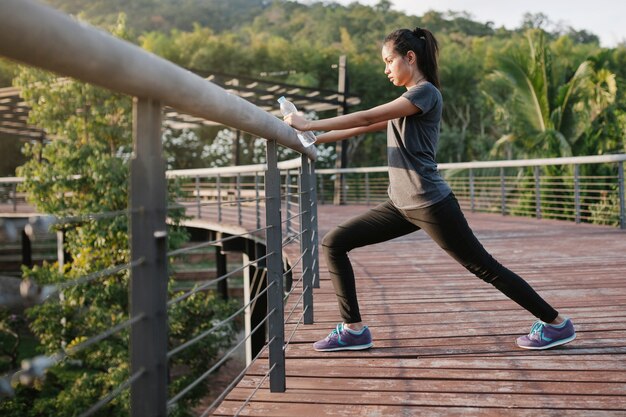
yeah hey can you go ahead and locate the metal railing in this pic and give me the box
[0,1,318,416]
[164,155,318,415]
[318,154,626,229]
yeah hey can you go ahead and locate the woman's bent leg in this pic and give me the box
[322,200,418,323]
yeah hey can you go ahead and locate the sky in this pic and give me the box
[334,0,625,48]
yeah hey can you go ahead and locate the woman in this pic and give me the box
[284,27,576,352]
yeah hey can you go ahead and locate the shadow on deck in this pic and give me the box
[216,204,626,416]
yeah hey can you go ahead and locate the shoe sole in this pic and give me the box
[517,334,576,350]
[313,342,373,352]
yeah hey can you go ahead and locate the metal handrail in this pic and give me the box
[0,0,316,161]
[317,154,626,174]
[317,154,626,229]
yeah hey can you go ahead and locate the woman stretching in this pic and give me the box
[284,27,576,352]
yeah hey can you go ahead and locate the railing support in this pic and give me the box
[195,175,201,219]
[236,173,242,226]
[285,170,291,237]
[217,174,222,222]
[21,229,32,268]
[264,139,286,392]
[12,182,17,213]
[469,168,475,213]
[310,164,320,289]
[619,162,625,229]
[243,240,266,364]
[300,155,314,324]
[574,164,581,224]
[129,97,168,417]
[534,166,542,219]
[255,172,261,230]
[500,167,506,215]
[215,246,228,300]
[365,172,370,206]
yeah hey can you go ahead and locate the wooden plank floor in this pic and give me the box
[214,204,626,416]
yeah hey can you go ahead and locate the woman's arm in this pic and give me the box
[315,121,387,144]
[285,96,420,132]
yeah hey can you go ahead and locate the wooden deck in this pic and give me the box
[215,204,626,416]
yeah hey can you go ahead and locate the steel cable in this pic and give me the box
[167,281,276,358]
[167,308,276,408]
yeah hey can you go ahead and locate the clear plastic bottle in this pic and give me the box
[278,96,317,147]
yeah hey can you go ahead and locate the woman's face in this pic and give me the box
[382,42,414,87]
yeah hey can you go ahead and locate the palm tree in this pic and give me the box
[489,30,616,159]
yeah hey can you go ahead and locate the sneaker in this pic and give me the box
[313,323,373,352]
[516,318,576,350]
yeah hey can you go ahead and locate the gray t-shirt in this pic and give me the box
[387,82,451,209]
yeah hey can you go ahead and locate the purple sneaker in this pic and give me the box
[516,318,576,350]
[313,323,373,352]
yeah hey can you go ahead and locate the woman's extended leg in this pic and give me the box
[402,193,558,322]
[402,193,576,349]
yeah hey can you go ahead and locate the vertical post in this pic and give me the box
[129,97,167,417]
[195,176,201,219]
[574,164,581,224]
[534,166,542,219]
[500,167,506,216]
[255,172,261,230]
[236,173,242,226]
[12,182,17,213]
[319,175,325,205]
[365,172,370,206]
[242,240,266,364]
[334,55,348,205]
[215,246,228,300]
[264,139,285,392]
[299,155,314,324]
[217,175,222,223]
[21,229,32,268]
[310,164,320,289]
[619,161,625,230]
[285,171,291,237]
[469,169,475,212]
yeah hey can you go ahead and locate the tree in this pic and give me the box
[1,16,237,417]
[488,30,617,159]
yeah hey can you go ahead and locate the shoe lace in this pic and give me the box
[528,321,546,340]
[326,323,344,340]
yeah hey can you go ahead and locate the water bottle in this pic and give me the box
[278,96,317,147]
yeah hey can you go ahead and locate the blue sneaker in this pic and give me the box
[313,323,373,352]
[516,318,576,350]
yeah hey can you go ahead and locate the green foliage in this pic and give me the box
[488,30,618,160]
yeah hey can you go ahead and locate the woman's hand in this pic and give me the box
[283,112,311,131]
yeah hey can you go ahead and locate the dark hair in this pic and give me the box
[384,27,440,88]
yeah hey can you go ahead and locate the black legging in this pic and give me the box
[322,193,559,324]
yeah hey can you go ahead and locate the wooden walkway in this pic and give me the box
[215,205,626,416]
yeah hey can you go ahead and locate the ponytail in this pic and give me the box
[384,27,440,88]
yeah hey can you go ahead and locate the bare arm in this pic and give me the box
[315,121,387,144]
[285,96,420,132]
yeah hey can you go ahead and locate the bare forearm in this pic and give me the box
[315,121,387,144]
[306,111,381,132]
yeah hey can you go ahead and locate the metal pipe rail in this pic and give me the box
[318,154,626,229]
